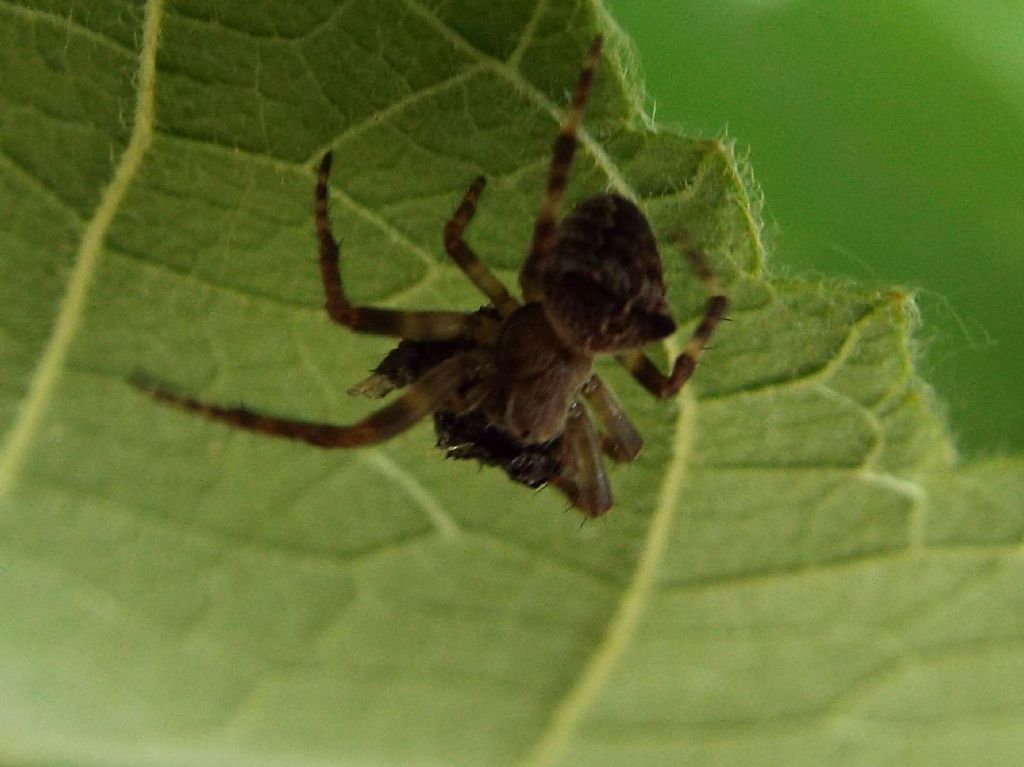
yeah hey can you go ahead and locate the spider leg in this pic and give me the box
[316,152,497,342]
[552,402,613,517]
[519,35,603,301]
[443,176,520,316]
[616,247,728,398]
[137,353,480,449]
[581,375,643,462]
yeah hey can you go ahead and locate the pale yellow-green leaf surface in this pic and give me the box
[1,1,1022,765]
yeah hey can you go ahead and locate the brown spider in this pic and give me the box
[141,36,727,516]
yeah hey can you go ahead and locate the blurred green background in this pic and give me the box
[607,0,1024,455]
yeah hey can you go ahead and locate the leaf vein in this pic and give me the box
[305,62,486,165]
[0,146,83,224]
[518,382,698,767]
[0,0,136,58]
[0,0,165,496]
[154,130,443,275]
[359,451,461,538]
[402,0,635,197]
[508,0,551,69]
[699,300,887,405]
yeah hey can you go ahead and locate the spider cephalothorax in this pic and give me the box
[140,35,727,516]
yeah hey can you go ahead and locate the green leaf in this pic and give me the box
[1,1,1022,765]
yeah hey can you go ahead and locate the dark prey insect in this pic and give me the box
[139,36,727,516]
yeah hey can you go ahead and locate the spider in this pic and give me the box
[140,36,727,516]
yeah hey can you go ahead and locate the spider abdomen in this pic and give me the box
[543,194,676,353]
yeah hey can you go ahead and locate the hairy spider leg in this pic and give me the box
[519,34,603,301]
[552,403,613,516]
[616,247,728,398]
[443,176,520,316]
[581,375,644,462]
[316,152,498,343]
[139,353,480,449]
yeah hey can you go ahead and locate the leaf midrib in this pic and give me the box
[0,0,166,497]
[518,378,699,767]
